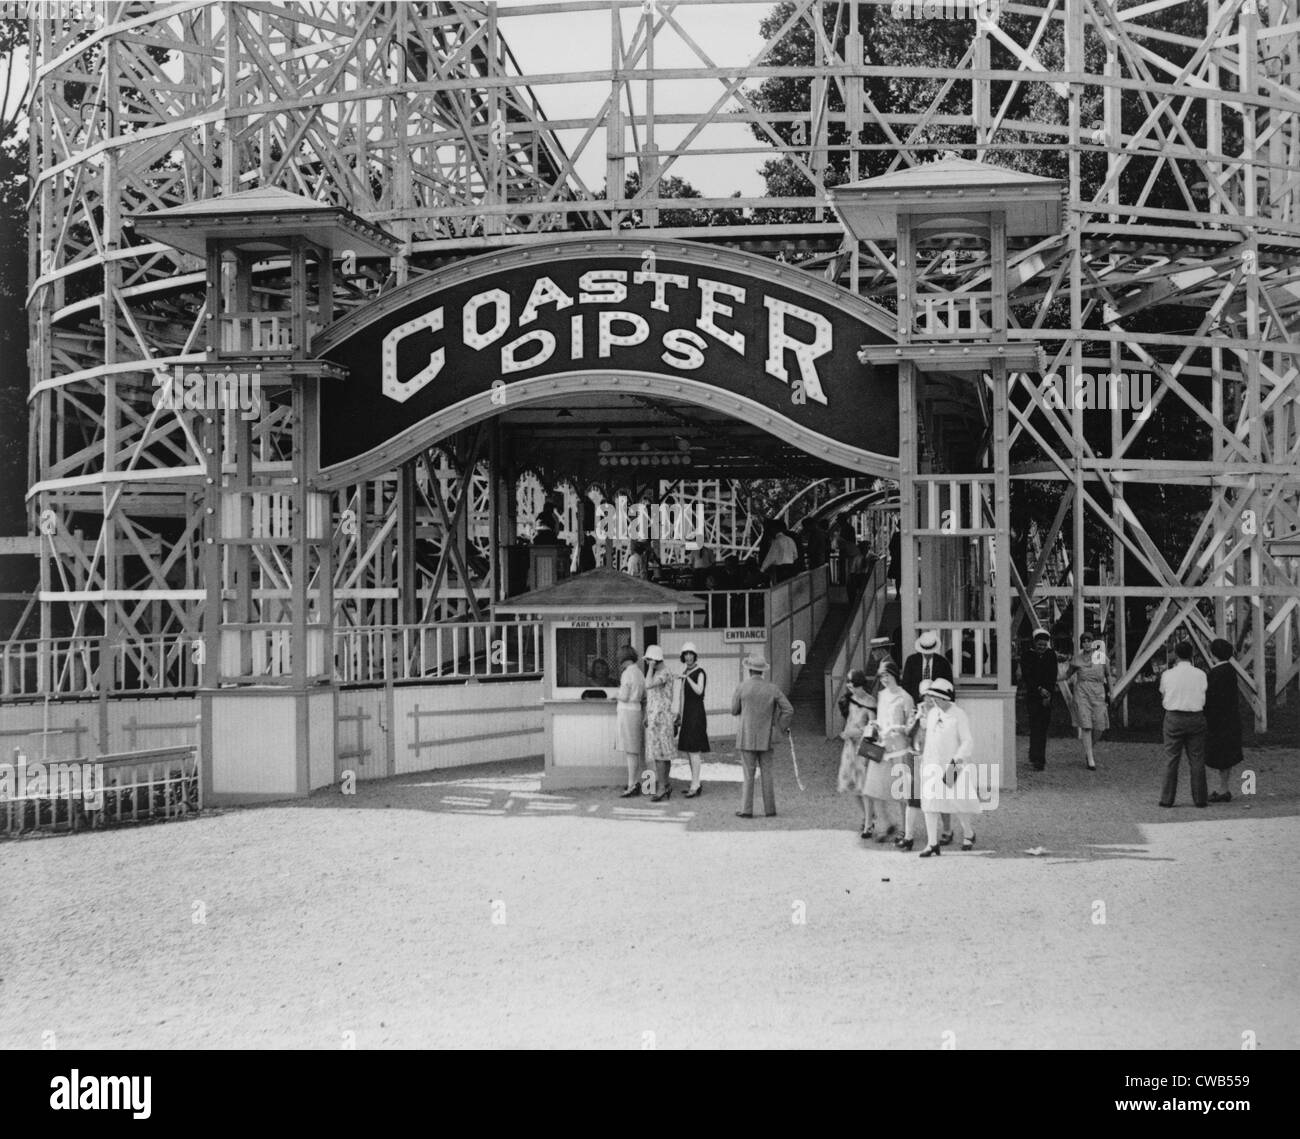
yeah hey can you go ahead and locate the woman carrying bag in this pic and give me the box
[869,658,915,847]
[917,677,981,857]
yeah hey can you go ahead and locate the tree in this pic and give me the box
[622,170,747,229]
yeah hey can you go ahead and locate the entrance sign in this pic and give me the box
[314,238,899,480]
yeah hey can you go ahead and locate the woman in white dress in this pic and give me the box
[916,677,981,857]
[835,670,877,838]
[869,659,916,847]
[616,645,646,798]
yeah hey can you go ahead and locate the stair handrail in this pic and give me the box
[822,560,889,738]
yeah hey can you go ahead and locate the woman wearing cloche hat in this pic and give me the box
[675,642,710,797]
[836,669,878,838]
[642,645,676,800]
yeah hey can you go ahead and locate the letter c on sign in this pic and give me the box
[382,307,444,403]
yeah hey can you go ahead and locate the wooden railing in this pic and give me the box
[333,620,543,685]
[0,745,199,836]
[215,312,323,355]
[2,634,201,699]
[823,561,889,738]
[661,589,767,630]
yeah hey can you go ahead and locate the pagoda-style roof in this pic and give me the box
[495,568,705,615]
[830,157,1063,240]
[130,186,402,259]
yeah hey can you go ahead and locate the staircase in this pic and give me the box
[789,601,850,712]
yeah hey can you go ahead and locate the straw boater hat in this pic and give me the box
[743,653,769,673]
[914,630,941,654]
[679,642,698,662]
[644,645,664,662]
[928,677,956,701]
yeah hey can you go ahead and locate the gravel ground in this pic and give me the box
[1,708,1296,1050]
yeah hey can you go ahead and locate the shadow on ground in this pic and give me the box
[280,728,1298,865]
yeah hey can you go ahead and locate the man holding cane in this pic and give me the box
[730,654,794,818]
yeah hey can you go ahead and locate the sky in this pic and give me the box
[492,0,775,199]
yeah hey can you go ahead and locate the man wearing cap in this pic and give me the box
[730,654,794,818]
[1021,629,1060,771]
[901,630,955,706]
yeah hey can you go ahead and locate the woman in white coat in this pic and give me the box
[916,677,981,857]
[616,644,646,797]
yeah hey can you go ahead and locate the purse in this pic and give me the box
[859,736,886,764]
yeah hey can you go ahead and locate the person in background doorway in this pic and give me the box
[1064,634,1111,771]
[1158,640,1208,808]
[836,670,877,838]
[1204,638,1242,803]
[760,522,799,584]
[616,644,645,798]
[624,540,649,578]
[690,544,715,590]
[577,532,597,573]
[887,527,901,593]
[643,645,676,801]
[801,517,827,569]
[675,642,710,797]
[533,496,560,545]
[730,655,793,818]
[1021,628,1059,771]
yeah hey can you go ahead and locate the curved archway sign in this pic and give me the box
[314,237,899,486]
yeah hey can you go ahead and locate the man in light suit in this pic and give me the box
[730,654,794,818]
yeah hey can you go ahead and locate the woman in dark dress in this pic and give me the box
[1205,638,1244,802]
[675,643,710,797]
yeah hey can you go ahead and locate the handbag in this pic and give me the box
[858,733,886,764]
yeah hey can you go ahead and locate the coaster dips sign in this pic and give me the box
[315,239,898,476]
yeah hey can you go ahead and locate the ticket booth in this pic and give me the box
[496,568,703,790]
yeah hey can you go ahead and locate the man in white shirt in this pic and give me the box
[759,525,799,584]
[1158,640,1209,808]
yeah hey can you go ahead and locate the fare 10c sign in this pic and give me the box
[317,248,897,472]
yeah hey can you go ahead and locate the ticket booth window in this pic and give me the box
[554,624,633,692]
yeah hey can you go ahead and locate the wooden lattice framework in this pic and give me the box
[14,0,1300,726]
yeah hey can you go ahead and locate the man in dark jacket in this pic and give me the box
[1021,628,1059,771]
[901,630,955,705]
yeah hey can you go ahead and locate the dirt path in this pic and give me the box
[2,719,1296,1049]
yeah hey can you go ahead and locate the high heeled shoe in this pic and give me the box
[939,831,954,846]
[961,834,976,851]
[895,837,915,852]
[683,785,702,798]
[918,844,941,858]
[619,785,641,798]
